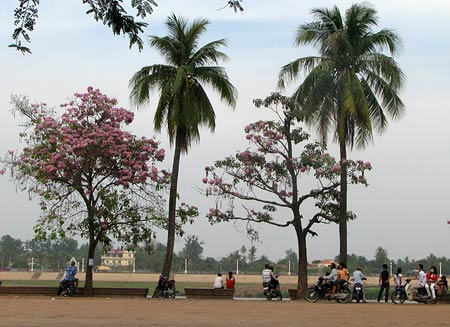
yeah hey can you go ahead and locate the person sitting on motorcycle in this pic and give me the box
[158,275,169,291]
[336,263,350,291]
[426,265,439,299]
[269,266,280,291]
[413,264,431,298]
[58,261,78,295]
[262,264,273,287]
[353,267,367,303]
[393,267,403,289]
[322,263,338,295]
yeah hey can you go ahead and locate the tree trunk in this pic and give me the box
[83,239,97,296]
[161,131,182,275]
[295,225,308,300]
[339,140,348,266]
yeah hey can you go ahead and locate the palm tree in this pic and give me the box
[279,3,405,265]
[129,14,237,279]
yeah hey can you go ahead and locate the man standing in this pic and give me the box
[377,263,390,302]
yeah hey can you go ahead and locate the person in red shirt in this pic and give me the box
[226,271,235,291]
[426,265,439,299]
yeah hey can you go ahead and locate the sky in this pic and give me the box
[1,0,450,263]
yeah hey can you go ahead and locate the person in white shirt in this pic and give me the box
[393,267,403,288]
[214,273,224,289]
[353,267,367,303]
[322,263,338,294]
[262,264,273,284]
[413,264,431,298]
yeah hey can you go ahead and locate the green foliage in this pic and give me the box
[129,13,237,153]
[11,0,158,54]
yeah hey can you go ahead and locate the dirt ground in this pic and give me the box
[0,297,448,327]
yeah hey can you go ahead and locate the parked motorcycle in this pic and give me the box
[156,275,177,298]
[391,278,437,304]
[57,279,78,297]
[263,280,282,301]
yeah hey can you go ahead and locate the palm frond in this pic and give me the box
[129,64,177,108]
[195,66,237,108]
[189,39,229,67]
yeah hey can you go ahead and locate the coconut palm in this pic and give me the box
[278,3,405,264]
[129,14,237,277]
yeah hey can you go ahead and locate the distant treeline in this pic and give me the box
[0,234,448,275]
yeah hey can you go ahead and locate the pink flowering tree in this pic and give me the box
[202,93,372,298]
[3,88,198,296]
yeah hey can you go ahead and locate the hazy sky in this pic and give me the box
[1,0,450,263]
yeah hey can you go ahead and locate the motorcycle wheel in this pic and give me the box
[305,289,320,303]
[156,288,165,298]
[391,290,406,304]
[336,288,351,303]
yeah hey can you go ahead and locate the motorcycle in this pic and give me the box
[57,279,78,297]
[305,277,332,303]
[156,275,177,298]
[329,281,352,303]
[306,278,351,303]
[263,279,282,301]
[391,278,437,304]
[352,277,367,303]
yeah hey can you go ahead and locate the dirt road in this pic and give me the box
[0,297,446,327]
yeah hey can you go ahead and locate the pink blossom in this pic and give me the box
[332,165,341,172]
[202,177,208,184]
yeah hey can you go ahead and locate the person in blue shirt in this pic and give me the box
[58,261,79,295]
[64,261,78,284]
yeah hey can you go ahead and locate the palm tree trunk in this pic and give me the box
[161,130,182,277]
[339,140,348,266]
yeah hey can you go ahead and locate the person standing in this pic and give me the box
[377,263,390,302]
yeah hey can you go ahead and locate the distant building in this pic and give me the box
[99,249,135,272]
[316,259,338,268]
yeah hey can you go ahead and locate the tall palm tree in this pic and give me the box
[278,3,405,265]
[129,14,237,278]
